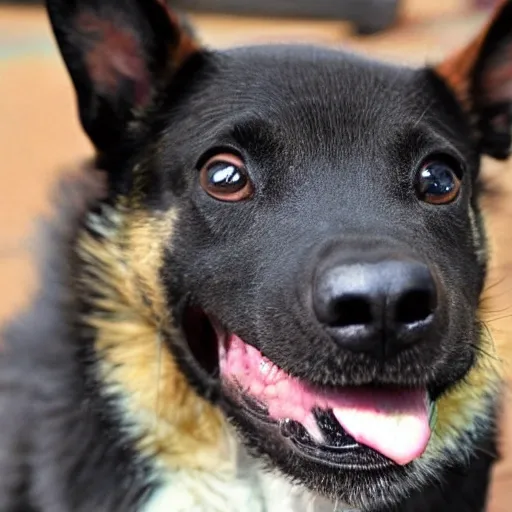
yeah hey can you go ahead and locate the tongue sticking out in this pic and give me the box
[329,388,430,466]
[219,335,431,466]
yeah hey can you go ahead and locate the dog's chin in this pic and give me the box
[180,306,447,505]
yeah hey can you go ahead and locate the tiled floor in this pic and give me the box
[0,2,511,509]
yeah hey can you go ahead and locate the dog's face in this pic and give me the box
[166,48,484,483]
[47,0,512,508]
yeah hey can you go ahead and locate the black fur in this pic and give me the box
[2,0,512,510]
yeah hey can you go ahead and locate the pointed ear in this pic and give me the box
[46,0,202,153]
[435,0,512,160]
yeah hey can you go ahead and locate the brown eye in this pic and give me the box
[199,153,253,202]
[415,159,462,205]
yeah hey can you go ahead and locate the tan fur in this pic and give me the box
[426,326,502,460]
[76,201,234,474]
[434,1,508,113]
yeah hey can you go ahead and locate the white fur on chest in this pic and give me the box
[142,466,355,512]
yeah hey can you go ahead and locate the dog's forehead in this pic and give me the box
[168,45,442,156]
[203,45,426,118]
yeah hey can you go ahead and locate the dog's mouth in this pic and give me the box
[182,307,438,469]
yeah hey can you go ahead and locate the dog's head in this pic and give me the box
[47,0,511,508]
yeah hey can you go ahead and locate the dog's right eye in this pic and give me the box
[199,153,253,202]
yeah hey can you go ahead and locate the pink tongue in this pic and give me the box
[329,388,430,466]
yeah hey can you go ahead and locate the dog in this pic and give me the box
[0,0,511,510]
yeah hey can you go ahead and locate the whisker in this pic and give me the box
[469,343,500,362]
[480,303,512,315]
[483,276,507,293]
[484,313,512,323]
[465,321,501,362]
[473,444,498,460]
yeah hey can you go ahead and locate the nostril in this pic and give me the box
[327,295,373,328]
[394,289,436,325]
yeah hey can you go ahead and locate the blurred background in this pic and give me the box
[0,0,511,509]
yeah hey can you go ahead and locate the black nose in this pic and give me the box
[313,259,437,358]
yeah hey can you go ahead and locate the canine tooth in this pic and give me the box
[303,413,324,443]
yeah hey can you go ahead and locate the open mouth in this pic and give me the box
[183,307,438,469]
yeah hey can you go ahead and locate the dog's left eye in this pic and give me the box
[199,153,253,202]
[415,158,462,205]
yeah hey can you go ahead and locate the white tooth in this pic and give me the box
[303,413,324,444]
[259,360,271,377]
[268,364,279,381]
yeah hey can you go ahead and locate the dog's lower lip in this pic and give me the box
[239,401,395,471]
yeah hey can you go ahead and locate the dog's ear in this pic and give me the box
[46,0,201,153]
[435,0,512,160]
